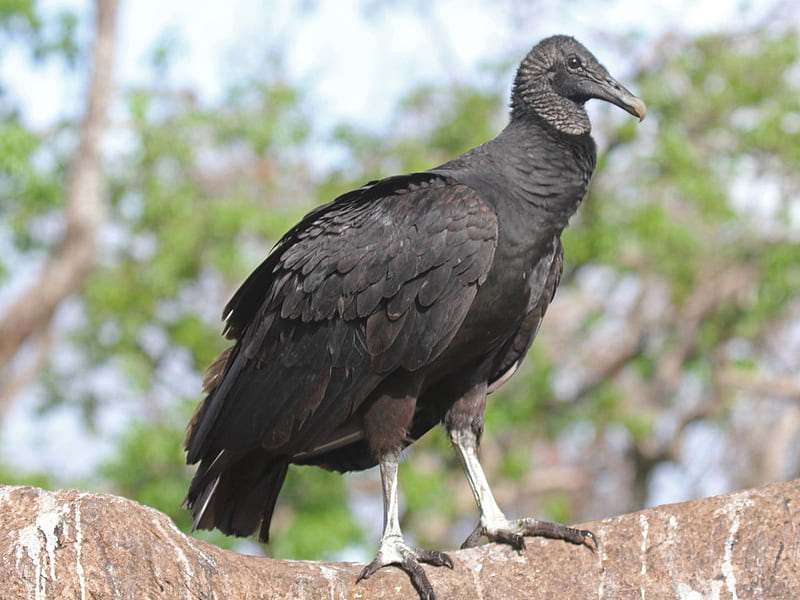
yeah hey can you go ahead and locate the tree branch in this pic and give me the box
[717,366,800,400]
[3,480,798,599]
[0,326,54,421]
[0,0,119,370]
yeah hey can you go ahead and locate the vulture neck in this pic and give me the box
[492,111,597,230]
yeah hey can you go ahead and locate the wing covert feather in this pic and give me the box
[186,173,498,462]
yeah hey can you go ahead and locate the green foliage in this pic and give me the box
[0,459,56,491]
[98,406,239,550]
[270,467,363,559]
[484,346,555,435]
[0,116,68,253]
[541,493,572,524]
[0,0,78,275]
[100,418,188,521]
[0,0,79,63]
[71,74,320,399]
[568,29,800,313]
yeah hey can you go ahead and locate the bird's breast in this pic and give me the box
[453,251,536,350]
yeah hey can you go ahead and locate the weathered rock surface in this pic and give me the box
[1,480,798,599]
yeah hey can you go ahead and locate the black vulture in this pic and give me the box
[184,35,645,599]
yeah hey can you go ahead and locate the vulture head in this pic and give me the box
[512,35,647,134]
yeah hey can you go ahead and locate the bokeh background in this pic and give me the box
[1,0,799,560]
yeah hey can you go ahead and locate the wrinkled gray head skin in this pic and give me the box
[512,35,646,135]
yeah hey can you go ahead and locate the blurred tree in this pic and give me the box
[0,0,116,412]
[0,0,798,562]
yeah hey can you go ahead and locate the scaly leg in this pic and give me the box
[357,450,453,600]
[450,427,596,550]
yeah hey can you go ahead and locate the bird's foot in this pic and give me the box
[357,535,454,600]
[461,517,597,552]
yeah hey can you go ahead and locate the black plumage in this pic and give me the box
[185,35,644,599]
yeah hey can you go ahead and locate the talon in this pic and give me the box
[461,525,486,549]
[401,557,437,600]
[356,560,380,583]
[416,548,454,569]
[356,539,450,599]
[582,529,599,550]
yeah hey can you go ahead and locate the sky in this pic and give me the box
[0,0,792,493]
[10,0,787,131]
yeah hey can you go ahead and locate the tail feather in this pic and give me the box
[188,473,221,531]
[185,449,290,542]
[184,346,245,464]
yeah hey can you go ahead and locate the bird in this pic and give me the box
[184,34,645,600]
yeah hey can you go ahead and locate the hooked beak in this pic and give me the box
[588,73,647,121]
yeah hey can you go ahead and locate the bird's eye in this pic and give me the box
[566,55,582,70]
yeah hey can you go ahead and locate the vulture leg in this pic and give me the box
[446,382,597,551]
[357,373,453,599]
[356,450,454,600]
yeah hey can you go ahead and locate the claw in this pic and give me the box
[523,519,597,548]
[356,560,381,584]
[415,548,455,569]
[356,539,452,600]
[461,524,485,549]
[401,557,437,600]
[461,517,597,553]
[582,529,599,550]
[461,525,483,549]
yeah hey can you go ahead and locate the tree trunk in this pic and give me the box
[2,480,798,599]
